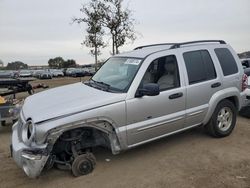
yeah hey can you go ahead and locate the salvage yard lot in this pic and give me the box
[0,77,250,188]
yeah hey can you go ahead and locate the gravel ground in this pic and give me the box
[0,77,249,188]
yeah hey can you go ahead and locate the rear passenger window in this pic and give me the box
[215,48,238,76]
[183,50,216,84]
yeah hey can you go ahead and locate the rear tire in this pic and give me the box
[206,100,236,138]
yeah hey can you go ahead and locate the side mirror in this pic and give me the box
[135,83,160,98]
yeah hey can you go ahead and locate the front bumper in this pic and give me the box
[11,122,49,178]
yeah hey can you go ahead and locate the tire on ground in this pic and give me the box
[206,99,237,138]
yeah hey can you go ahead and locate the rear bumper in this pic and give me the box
[11,122,49,178]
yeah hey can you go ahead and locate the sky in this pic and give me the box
[0,0,250,65]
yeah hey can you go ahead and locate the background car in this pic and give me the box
[71,68,86,77]
[65,68,76,76]
[243,68,250,99]
[39,71,52,79]
[52,70,64,77]
[83,71,94,76]
[239,68,250,118]
[241,58,250,69]
[19,70,32,77]
[83,67,95,76]
[32,70,44,78]
[0,70,18,78]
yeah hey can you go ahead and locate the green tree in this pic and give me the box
[101,0,137,55]
[73,0,106,71]
[73,0,137,66]
[6,61,28,70]
[48,57,65,68]
[48,57,76,68]
[62,59,77,68]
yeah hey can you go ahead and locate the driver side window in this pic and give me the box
[142,55,180,91]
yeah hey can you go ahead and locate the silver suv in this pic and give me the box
[11,40,247,178]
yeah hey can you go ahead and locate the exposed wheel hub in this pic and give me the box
[79,160,92,174]
[71,153,96,177]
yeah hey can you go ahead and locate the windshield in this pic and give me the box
[89,57,142,92]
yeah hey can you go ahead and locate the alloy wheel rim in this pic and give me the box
[217,107,233,132]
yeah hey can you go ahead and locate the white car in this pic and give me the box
[52,70,64,77]
[19,70,32,77]
[245,75,250,99]
[240,68,250,117]
[243,68,250,98]
[39,71,52,79]
[66,68,76,76]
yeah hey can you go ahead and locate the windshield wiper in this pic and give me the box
[86,79,122,93]
[90,79,110,91]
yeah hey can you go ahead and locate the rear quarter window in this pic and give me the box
[215,48,238,76]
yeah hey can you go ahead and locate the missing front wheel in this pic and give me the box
[71,153,96,177]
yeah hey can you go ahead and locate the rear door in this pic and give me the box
[180,48,221,127]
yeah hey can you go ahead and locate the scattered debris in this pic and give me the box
[236,176,247,179]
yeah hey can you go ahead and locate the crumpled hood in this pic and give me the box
[22,82,126,123]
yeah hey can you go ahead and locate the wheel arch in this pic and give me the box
[46,120,123,155]
[203,88,240,125]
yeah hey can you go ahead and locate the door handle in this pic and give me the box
[211,82,221,88]
[169,92,183,99]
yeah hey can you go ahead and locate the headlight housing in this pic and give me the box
[22,119,35,145]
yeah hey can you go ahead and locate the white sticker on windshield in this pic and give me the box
[124,59,141,65]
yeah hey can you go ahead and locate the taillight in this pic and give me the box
[242,74,248,91]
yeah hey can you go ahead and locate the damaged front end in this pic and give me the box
[11,116,122,178]
[11,120,50,178]
[43,120,122,177]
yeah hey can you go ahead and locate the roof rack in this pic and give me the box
[134,40,226,51]
[170,40,226,49]
[134,43,175,50]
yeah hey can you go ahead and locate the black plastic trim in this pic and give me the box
[170,40,226,49]
[134,43,175,50]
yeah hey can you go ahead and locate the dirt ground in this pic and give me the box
[0,77,250,188]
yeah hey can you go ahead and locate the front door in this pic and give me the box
[126,53,186,146]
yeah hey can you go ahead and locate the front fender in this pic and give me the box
[43,118,127,155]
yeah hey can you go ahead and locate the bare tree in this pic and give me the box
[101,0,136,55]
[73,0,137,62]
[73,1,105,70]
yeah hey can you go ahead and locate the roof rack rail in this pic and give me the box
[170,40,226,49]
[134,43,175,50]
